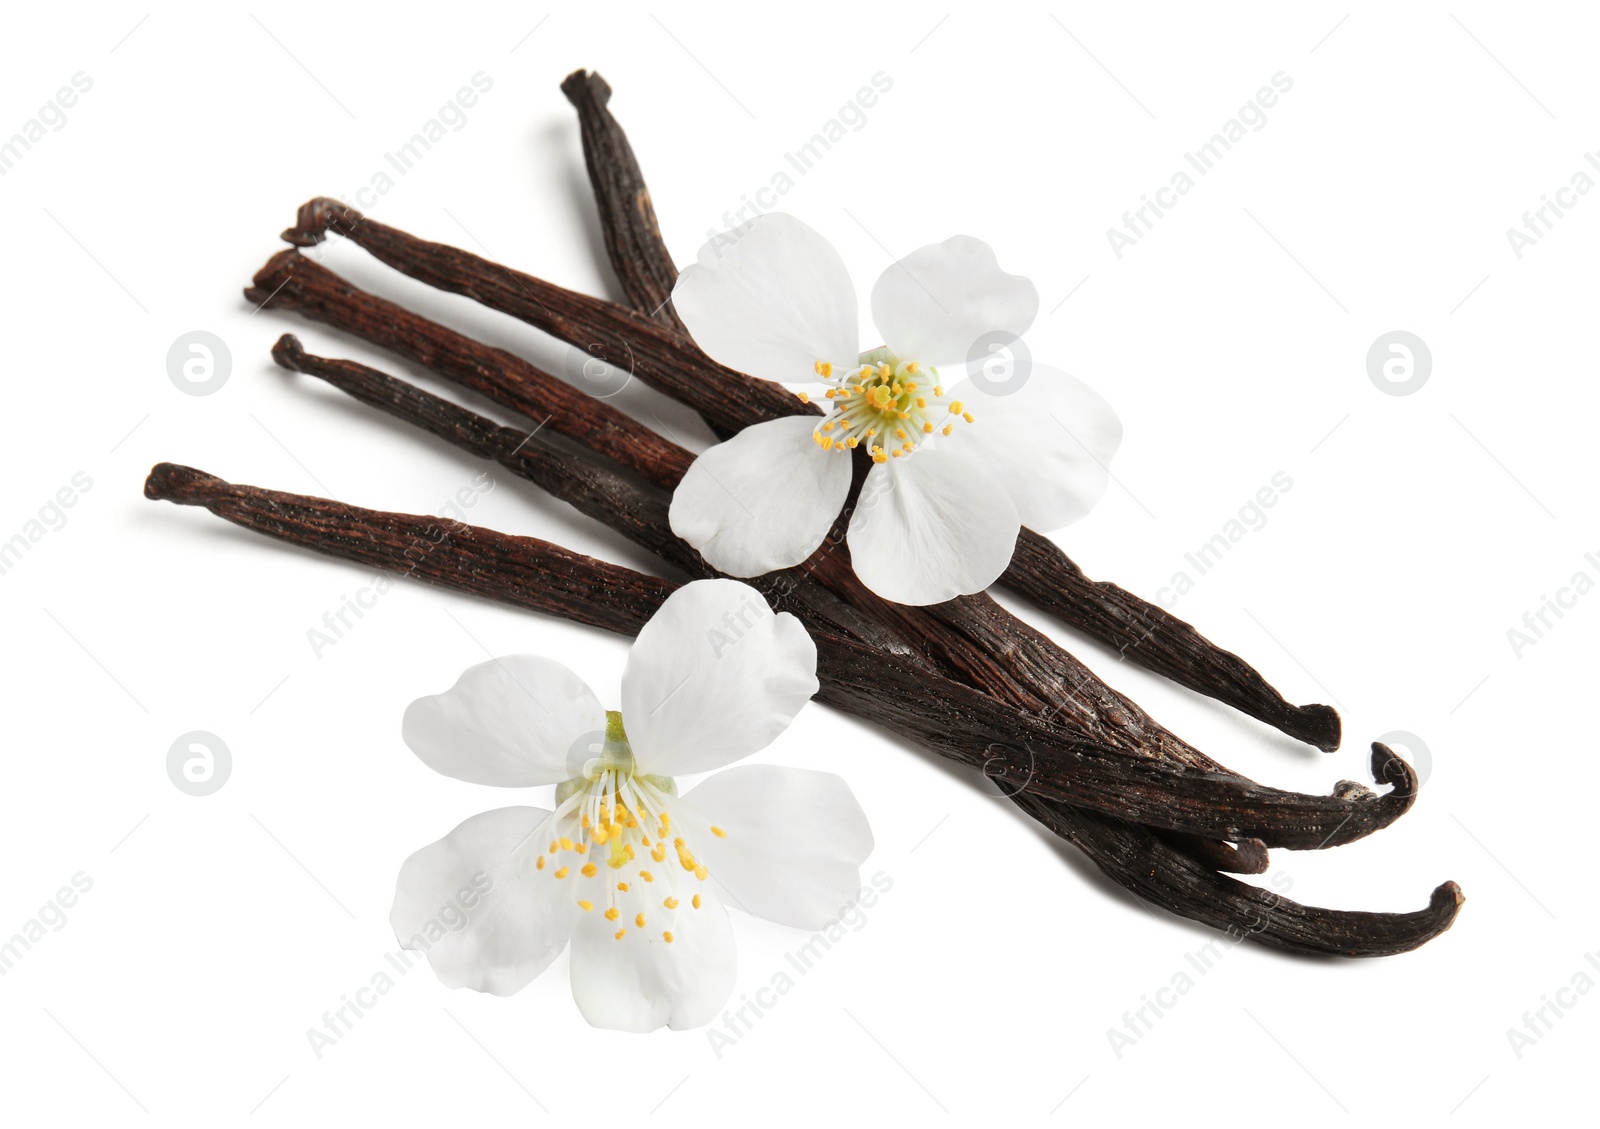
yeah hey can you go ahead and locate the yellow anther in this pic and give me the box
[590,824,609,844]
[614,929,626,940]
[693,894,702,909]
[915,397,926,408]
[559,836,575,850]
[948,401,964,414]
[617,882,630,892]
[866,428,877,437]
[581,862,597,878]
[548,840,558,853]
[578,899,594,912]
[814,361,832,378]
[640,870,655,883]
[891,382,902,395]
[879,363,892,377]
[963,412,974,423]
[575,842,587,854]
[906,362,919,374]
[797,391,810,404]
[664,896,679,908]
[711,826,727,838]
[891,448,904,458]
[872,449,887,464]
[623,844,635,860]
[896,428,906,440]
[924,421,934,433]
[554,867,569,879]
[943,424,954,436]
[934,385,944,396]
[581,814,590,828]
[694,865,709,880]
[536,856,545,870]
[651,844,666,863]
[846,436,859,448]
[663,931,674,943]
[635,913,647,928]
[605,907,620,921]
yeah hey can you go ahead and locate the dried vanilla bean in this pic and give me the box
[143,463,1460,955]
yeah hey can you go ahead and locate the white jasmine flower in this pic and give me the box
[390,579,873,1032]
[668,212,1122,605]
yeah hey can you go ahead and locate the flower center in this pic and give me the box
[542,711,722,943]
[804,348,975,464]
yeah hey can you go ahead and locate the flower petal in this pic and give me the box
[672,213,859,383]
[568,875,735,1032]
[846,451,1020,605]
[621,579,818,777]
[402,657,607,786]
[390,806,578,997]
[870,235,1038,366]
[677,765,873,930]
[950,364,1123,532]
[668,416,852,577]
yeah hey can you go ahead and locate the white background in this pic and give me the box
[2,2,1594,1125]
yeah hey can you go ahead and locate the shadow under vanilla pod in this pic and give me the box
[144,69,1461,964]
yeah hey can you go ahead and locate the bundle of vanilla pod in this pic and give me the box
[145,70,1460,957]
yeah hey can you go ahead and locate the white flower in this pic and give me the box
[668,212,1123,605]
[390,579,873,1032]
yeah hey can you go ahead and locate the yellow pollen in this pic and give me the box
[895,428,906,440]
[575,842,587,854]
[846,436,859,448]
[934,385,944,396]
[948,401,964,414]
[605,907,619,921]
[963,412,975,423]
[694,865,709,880]
[614,929,626,940]
[663,931,674,943]
[635,913,647,928]
[906,362,919,374]
[617,882,629,892]
[554,867,569,879]
[664,897,679,908]
[924,422,934,433]
[548,841,558,853]
[651,844,666,862]
[559,837,574,851]
[693,894,702,909]
[536,856,545,870]
[581,862,597,878]
[797,391,810,403]
[943,424,954,436]
[891,448,904,458]
[814,361,832,377]
[640,870,655,882]
[873,449,887,464]
[915,397,926,408]
[711,826,727,838]
[577,899,593,912]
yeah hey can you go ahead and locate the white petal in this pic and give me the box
[390,807,577,997]
[951,364,1123,531]
[568,872,735,1032]
[673,213,859,383]
[621,579,818,777]
[846,450,1021,605]
[668,416,852,577]
[870,235,1038,366]
[402,657,606,786]
[677,765,872,930]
